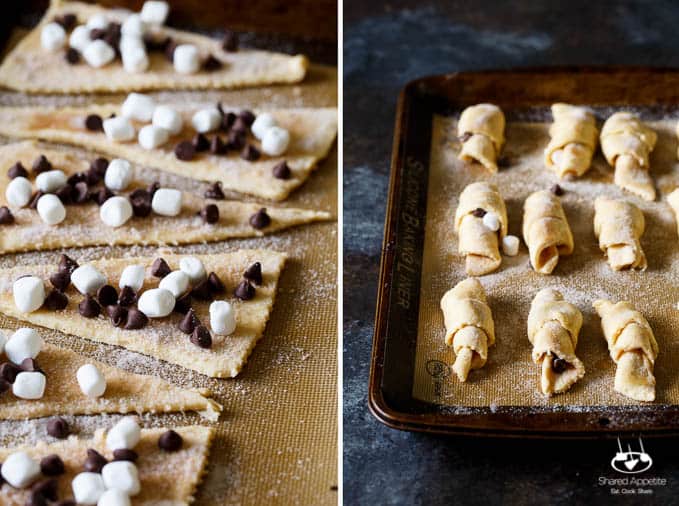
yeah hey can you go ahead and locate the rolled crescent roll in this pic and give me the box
[527,288,585,396]
[457,104,505,173]
[522,190,574,274]
[593,197,646,271]
[593,299,658,402]
[440,278,495,382]
[544,103,598,179]
[600,112,657,201]
[454,182,508,276]
[667,189,679,238]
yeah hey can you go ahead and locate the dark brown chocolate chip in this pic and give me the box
[174,140,195,161]
[471,208,487,218]
[458,132,472,143]
[249,208,270,229]
[97,284,118,306]
[151,258,171,278]
[209,135,227,154]
[202,54,222,71]
[178,308,200,334]
[20,358,42,373]
[78,295,101,318]
[147,181,160,196]
[8,161,28,179]
[106,304,128,328]
[191,279,212,301]
[207,272,225,293]
[92,187,113,206]
[173,293,192,314]
[124,308,148,330]
[27,495,47,506]
[59,254,79,274]
[190,325,212,348]
[158,429,183,451]
[0,379,10,395]
[84,449,107,473]
[40,454,65,476]
[204,182,225,200]
[89,27,107,40]
[31,478,58,501]
[129,189,152,217]
[84,114,103,132]
[118,285,137,306]
[228,130,246,150]
[73,182,90,204]
[67,172,86,186]
[551,184,564,196]
[29,191,44,209]
[113,448,138,462]
[0,206,14,224]
[43,289,68,311]
[54,13,77,31]
[192,133,210,152]
[272,161,291,179]
[231,116,249,135]
[164,39,178,61]
[47,417,69,439]
[0,362,20,383]
[238,110,255,127]
[552,356,567,373]
[50,270,70,291]
[55,184,73,204]
[234,280,255,300]
[221,31,238,52]
[200,204,219,224]
[221,111,236,131]
[243,262,262,285]
[90,157,109,178]
[240,144,260,161]
[65,47,80,64]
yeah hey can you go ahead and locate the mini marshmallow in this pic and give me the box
[209,300,236,335]
[87,14,109,30]
[141,1,170,25]
[120,34,145,52]
[37,194,67,225]
[76,364,107,398]
[71,264,107,295]
[12,371,46,400]
[105,159,134,191]
[173,44,200,74]
[179,256,206,284]
[119,264,145,291]
[159,270,190,298]
[261,126,290,156]
[151,188,182,216]
[83,39,116,68]
[41,22,67,52]
[6,176,33,207]
[36,169,67,193]
[251,113,276,140]
[1,451,40,488]
[138,124,169,149]
[121,13,146,37]
[122,93,156,122]
[502,235,520,256]
[100,196,133,228]
[122,46,149,73]
[70,25,91,52]
[103,116,136,142]
[106,417,141,451]
[137,288,175,317]
[102,461,140,495]
[5,328,42,365]
[152,105,183,135]
[13,277,46,314]
[98,489,132,506]
[482,211,501,232]
[72,472,106,505]
[191,108,221,133]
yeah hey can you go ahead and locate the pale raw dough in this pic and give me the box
[593,196,647,271]
[439,278,494,382]
[527,288,585,396]
[594,299,658,402]
[0,105,337,201]
[0,251,286,378]
[0,142,330,254]
[600,112,657,201]
[454,182,507,276]
[457,104,505,172]
[0,426,213,506]
[667,188,679,237]
[0,1,307,93]
[544,103,598,179]
[522,190,574,274]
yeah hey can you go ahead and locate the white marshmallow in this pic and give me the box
[482,211,501,232]
[102,461,140,495]
[151,188,182,216]
[87,14,109,30]
[179,256,206,284]
[251,113,277,140]
[103,117,136,142]
[71,264,107,295]
[70,25,91,52]
[141,1,170,25]
[1,451,40,488]
[6,176,33,207]
[72,472,106,505]
[36,169,67,193]
[100,196,133,228]
[121,14,146,37]
[76,364,107,398]
[159,270,190,298]
[5,328,42,365]
[173,44,200,74]
[138,124,169,149]
[105,158,134,191]
[152,105,183,135]
[119,264,145,291]
[261,126,290,156]
[120,34,145,53]
[191,108,221,133]
[13,277,46,314]
[98,489,132,506]
[122,93,156,122]
[41,22,67,52]
[137,288,175,317]
[83,40,116,68]
[106,417,141,451]
[209,300,236,335]
[122,46,149,73]
[12,371,46,400]
[37,194,67,225]
[502,235,520,256]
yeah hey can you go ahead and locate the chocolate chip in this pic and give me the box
[471,208,486,218]
[497,156,511,168]
[221,111,236,131]
[200,204,219,224]
[40,454,65,476]
[59,254,79,274]
[228,130,246,150]
[203,54,222,71]
[147,181,160,196]
[124,308,148,330]
[178,308,200,334]
[55,184,73,204]
[84,449,107,473]
[191,279,212,301]
[84,114,103,132]
[97,284,118,306]
[158,429,183,451]
[552,356,567,373]
[129,188,152,217]
[0,362,20,383]
[47,417,69,439]
[67,172,86,185]
[458,132,472,143]
[207,272,225,294]
[118,285,137,306]
[50,270,70,291]
[31,478,58,501]
[91,187,113,206]
[191,325,212,348]
[90,157,109,178]
[106,304,128,327]
[164,39,178,61]
[209,135,227,154]
[89,28,107,40]
[43,289,68,310]
[192,133,210,152]
[65,47,80,64]
[204,182,225,200]
[173,293,192,314]
[29,191,44,209]
[7,161,28,179]
[249,208,270,229]
[73,182,90,204]
[243,262,262,285]
[238,110,255,127]
[54,12,77,31]
[113,449,138,462]
[27,496,47,506]
[78,295,101,318]
[0,206,14,224]
[231,116,249,135]
[221,31,238,52]
[241,144,260,161]
[272,161,291,179]
[551,184,564,196]
[20,358,42,373]
[151,258,171,278]
[174,140,195,161]
[0,379,10,395]
[234,280,255,300]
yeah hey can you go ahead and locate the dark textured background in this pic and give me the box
[343,1,679,504]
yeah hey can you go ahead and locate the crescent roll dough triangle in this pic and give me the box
[457,104,505,173]
[0,105,338,201]
[440,278,495,382]
[594,299,658,402]
[593,197,646,271]
[527,288,585,396]
[0,425,214,505]
[544,103,598,179]
[0,251,285,378]
[0,0,307,93]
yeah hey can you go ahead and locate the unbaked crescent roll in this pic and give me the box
[544,103,598,179]
[454,182,508,276]
[527,288,585,396]
[593,299,658,402]
[457,104,505,173]
[522,190,573,274]
[593,197,646,271]
[440,278,495,382]
[600,112,657,201]
[667,189,679,238]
